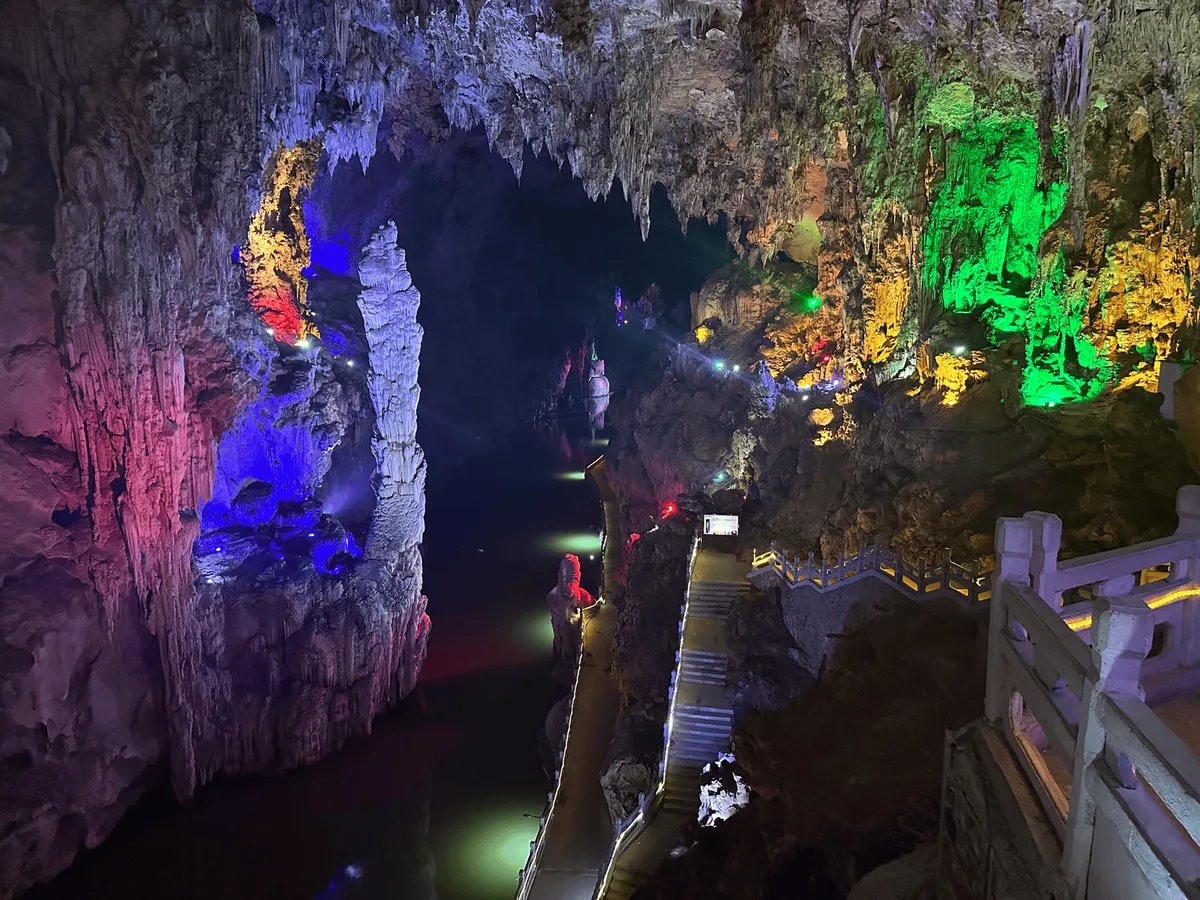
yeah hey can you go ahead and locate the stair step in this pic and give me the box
[679,661,727,673]
[672,727,729,740]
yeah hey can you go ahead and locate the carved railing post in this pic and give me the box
[1024,511,1063,607]
[1063,584,1154,897]
[987,518,1033,723]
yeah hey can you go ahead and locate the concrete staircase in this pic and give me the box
[595,551,746,900]
[603,867,654,900]
[677,650,727,687]
[685,580,744,620]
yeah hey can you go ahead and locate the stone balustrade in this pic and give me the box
[751,540,990,603]
[985,485,1200,899]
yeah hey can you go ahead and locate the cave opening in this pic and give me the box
[6,3,1200,899]
[28,127,733,900]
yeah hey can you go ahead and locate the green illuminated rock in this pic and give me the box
[921,112,1110,406]
[925,82,976,130]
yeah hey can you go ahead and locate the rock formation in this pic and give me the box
[2,0,1199,893]
[546,553,594,676]
[0,1,260,891]
[587,358,611,428]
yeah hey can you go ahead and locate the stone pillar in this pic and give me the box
[1024,511,1063,607]
[987,517,1033,723]
[1062,587,1154,897]
[1173,487,1200,665]
[357,221,426,565]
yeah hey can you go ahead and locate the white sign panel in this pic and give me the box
[703,514,739,536]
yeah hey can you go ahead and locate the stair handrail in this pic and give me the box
[751,539,990,603]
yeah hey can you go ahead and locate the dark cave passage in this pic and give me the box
[308,126,734,470]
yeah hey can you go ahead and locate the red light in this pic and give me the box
[630,533,641,541]
[250,284,306,344]
[821,355,831,363]
[661,502,678,518]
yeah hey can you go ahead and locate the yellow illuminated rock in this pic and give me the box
[861,232,912,365]
[1082,205,1197,362]
[809,407,834,427]
[243,140,322,341]
[933,351,984,406]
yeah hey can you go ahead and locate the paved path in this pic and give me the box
[526,600,621,900]
[523,476,623,900]
[601,548,747,900]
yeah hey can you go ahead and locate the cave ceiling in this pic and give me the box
[254,0,1199,255]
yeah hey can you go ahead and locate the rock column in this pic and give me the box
[353,221,431,701]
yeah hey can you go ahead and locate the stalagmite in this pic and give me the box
[357,221,427,564]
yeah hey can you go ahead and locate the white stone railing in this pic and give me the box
[986,486,1200,899]
[750,539,991,604]
[592,530,702,900]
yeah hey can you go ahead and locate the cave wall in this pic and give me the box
[0,1,262,892]
[0,0,1197,894]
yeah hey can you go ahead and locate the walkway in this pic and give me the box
[520,458,623,900]
[601,548,747,900]
[525,600,621,900]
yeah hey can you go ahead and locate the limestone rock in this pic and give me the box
[846,844,937,900]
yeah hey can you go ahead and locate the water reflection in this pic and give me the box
[437,801,541,898]
[28,424,599,900]
[540,532,604,556]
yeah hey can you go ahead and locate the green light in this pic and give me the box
[921,113,1108,408]
[554,471,586,481]
[439,804,541,898]
[512,610,556,654]
[713,360,726,370]
[541,532,604,555]
[714,472,725,483]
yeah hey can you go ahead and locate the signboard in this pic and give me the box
[703,514,739,536]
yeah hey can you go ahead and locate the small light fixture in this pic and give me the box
[733,364,740,372]
[589,554,596,561]
[308,532,316,538]
[713,360,726,370]
[953,345,967,356]
[266,327,275,336]
[297,338,311,349]
[831,378,841,387]
[346,359,355,368]
[801,393,810,401]
[1047,401,1057,408]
